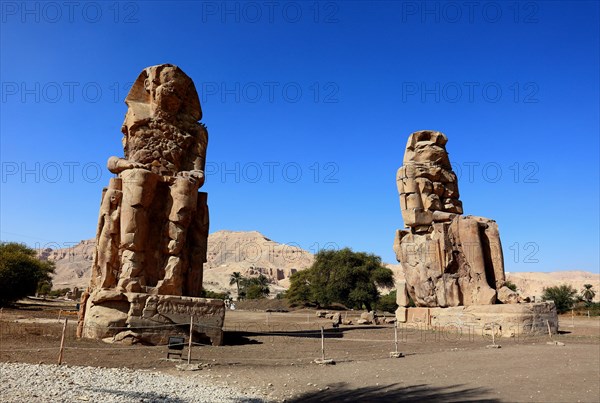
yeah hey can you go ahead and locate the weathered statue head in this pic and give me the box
[119,64,207,176]
[123,64,201,125]
[397,130,462,232]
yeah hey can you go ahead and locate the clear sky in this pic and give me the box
[1,1,598,272]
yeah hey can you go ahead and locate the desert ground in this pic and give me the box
[0,298,599,402]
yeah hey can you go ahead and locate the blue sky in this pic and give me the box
[1,1,598,272]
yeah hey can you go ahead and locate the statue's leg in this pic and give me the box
[94,179,122,290]
[117,169,158,292]
[186,192,209,297]
[471,217,506,289]
[156,176,199,295]
[99,232,120,289]
[454,216,497,305]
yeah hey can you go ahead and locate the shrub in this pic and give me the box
[200,289,230,300]
[47,288,71,298]
[376,290,398,314]
[504,280,518,292]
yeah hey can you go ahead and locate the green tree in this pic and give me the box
[581,284,596,304]
[287,248,394,310]
[542,284,577,314]
[229,272,243,299]
[287,270,312,304]
[0,242,55,306]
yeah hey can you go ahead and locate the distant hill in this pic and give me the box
[383,265,599,302]
[38,239,95,290]
[39,231,598,301]
[203,230,313,295]
[40,230,314,295]
[506,271,599,302]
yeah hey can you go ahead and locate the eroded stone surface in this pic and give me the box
[393,130,507,307]
[79,64,223,345]
[82,291,225,345]
[399,302,558,338]
[393,131,558,333]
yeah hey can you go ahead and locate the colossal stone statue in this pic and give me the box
[394,130,514,308]
[78,64,224,345]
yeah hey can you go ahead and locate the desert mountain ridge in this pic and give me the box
[38,230,314,295]
[38,230,599,301]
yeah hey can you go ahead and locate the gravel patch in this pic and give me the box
[0,362,267,402]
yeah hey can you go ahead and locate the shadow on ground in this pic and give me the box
[223,326,382,343]
[287,383,500,402]
[223,331,263,346]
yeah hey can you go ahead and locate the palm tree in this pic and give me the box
[243,274,271,299]
[256,274,270,296]
[581,284,596,303]
[229,272,243,300]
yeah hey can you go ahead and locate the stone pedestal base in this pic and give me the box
[78,290,225,345]
[396,302,558,338]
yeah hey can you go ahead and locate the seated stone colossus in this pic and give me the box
[78,64,224,345]
[393,130,517,307]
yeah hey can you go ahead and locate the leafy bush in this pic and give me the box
[376,290,398,314]
[574,302,600,316]
[542,284,577,314]
[36,281,53,296]
[47,288,71,298]
[242,275,270,299]
[229,273,270,300]
[200,289,230,300]
[504,280,518,292]
[0,242,55,306]
[245,284,268,299]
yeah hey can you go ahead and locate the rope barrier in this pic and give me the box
[2,318,401,334]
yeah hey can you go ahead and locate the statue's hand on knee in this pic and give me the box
[107,156,148,174]
[177,169,204,186]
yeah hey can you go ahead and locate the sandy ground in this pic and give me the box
[1,299,599,402]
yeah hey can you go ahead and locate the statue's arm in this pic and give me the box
[177,165,205,187]
[107,156,147,174]
[177,127,207,186]
[190,125,208,186]
[186,152,205,185]
[432,211,456,222]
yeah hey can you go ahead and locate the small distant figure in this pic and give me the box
[230,302,236,311]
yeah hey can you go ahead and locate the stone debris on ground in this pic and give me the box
[0,362,265,403]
